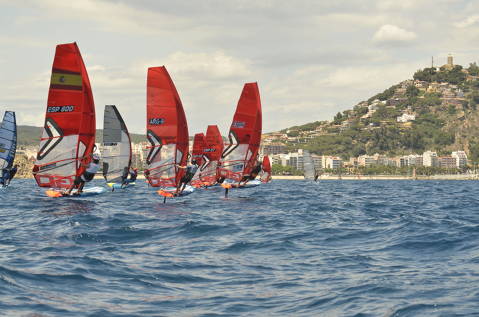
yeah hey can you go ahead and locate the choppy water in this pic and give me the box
[1,179,479,316]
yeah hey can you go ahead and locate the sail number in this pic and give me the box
[149,118,165,125]
[232,121,245,128]
[47,105,75,113]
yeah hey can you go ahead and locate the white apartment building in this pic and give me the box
[325,157,343,169]
[451,151,468,168]
[358,155,377,167]
[423,151,438,167]
[407,154,423,166]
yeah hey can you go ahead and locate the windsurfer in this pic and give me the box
[121,167,138,187]
[175,159,199,195]
[65,153,101,195]
[1,165,17,187]
[129,168,138,182]
[239,160,262,186]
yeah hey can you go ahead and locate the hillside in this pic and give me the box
[17,125,146,146]
[266,61,479,161]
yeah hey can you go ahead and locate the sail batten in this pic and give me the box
[33,42,96,189]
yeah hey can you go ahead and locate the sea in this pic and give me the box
[1,179,478,317]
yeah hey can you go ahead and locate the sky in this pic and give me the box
[1,0,479,135]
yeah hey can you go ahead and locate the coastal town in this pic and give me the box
[259,55,479,177]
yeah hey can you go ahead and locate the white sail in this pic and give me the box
[303,150,316,180]
[101,105,132,183]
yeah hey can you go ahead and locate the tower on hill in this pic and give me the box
[443,54,454,70]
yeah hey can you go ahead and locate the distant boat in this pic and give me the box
[260,155,272,183]
[219,82,262,186]
[33,42,96,190]
[0,111,17,185]
[144,66,193,198]
[101,105,132,187]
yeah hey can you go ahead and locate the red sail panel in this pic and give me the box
[33,42,96,189]
[219,82,262,182]
[145,66,189,188]
[261,155,272,183]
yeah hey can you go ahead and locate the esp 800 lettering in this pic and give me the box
[47,106,75,113]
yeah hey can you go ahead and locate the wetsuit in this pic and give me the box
[5,166,17,185]
[129,169,138,182]
[248,163,262,180]
[177,163,199,194]
[181,164,198,184]
[67,161,100,194]
[0,169,6,186]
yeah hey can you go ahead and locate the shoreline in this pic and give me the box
[273,174,479,180]
[17,174,479,181]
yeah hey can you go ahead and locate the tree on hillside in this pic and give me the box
[413,67,437,82]
[468,62,479,76]
[368,85,398,103]
[333,112,343,124]
[406,85,420,98]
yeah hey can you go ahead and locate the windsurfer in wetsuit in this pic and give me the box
[129,168,138,182]
[239,160,262,186]
[1,165,17,187]
[121,167,138,187]
[65,153,101,195]
[0,168,8,187]
[5,165,17,186]
[175,159,199,195]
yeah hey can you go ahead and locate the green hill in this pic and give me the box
[17,125,146,146]
[272,62,479,161]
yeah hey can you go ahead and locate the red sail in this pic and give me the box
[194,125,224,185]
[204,125,224,161]
[33,42,96,189]
[261,155,272,183]
[191,133,206,166]
[219,83,262,182]
[145,66,189,188]
[190,133,207,187]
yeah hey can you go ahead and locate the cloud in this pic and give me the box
[163,51,252,81]
[373,24,417,44]
[25,0,191,36]
[454,15,479,28]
